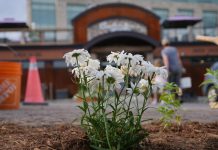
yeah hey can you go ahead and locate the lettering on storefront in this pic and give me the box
[99,21,133,32]
[88,18,147,40]
[0,80,16,104]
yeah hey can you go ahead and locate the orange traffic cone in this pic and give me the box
[23,56,48,105]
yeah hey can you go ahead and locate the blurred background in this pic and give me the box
[0,0,218,100]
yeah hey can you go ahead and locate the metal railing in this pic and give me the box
[0,28,74,45]
[162,27,218,42]
[0,27,217,45]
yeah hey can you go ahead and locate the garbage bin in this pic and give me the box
[0,62,22,109]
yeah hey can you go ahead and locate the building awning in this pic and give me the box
[0,21,29,31]
[162,16,201,29]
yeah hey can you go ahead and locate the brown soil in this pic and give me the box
[0,122,218,150]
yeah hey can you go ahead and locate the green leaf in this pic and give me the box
[158,82,182,128]
[109,104,116,111]
[141,118,153,122]
[200,79,215,86]
[114,91,119,100]
[77,105,86,112]
[83,101,88,110]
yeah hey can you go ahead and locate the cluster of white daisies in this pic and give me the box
[64,49,168,94]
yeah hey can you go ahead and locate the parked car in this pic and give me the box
[202,62,218,102]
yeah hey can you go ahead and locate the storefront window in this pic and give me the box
[153,8,169,39]
[177,9,193,16]
[175,9,194,41]
[67,4,87,27]
[32,0,56,28]
[203,11,217,36]
[22,61,45,69]
[53,60,67,68]
[152,8,169,22]
[151,0,218,4]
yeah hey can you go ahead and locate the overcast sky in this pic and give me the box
[0,0,27,22]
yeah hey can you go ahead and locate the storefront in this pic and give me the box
[0,3,217,99]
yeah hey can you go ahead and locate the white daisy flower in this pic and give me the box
[138,79,149,93]
[152,80,165,93]
[141,61,157,77]
[89,70,105,91]
[121,65,128,75]
[126,82,139,95]
[107,51,120,64]
[117,52,132,66]
[63,49,91,66]
[129,64,144,77]
[155,66,168,80]
[72,67,80,78]
[131,54,144,66]
[104,65,124,89]
[87,58,100,70]
[118,52,144,67]
[133,54,144,62]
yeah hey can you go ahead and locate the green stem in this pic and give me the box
[104,98,112,150]
[76,57,91,119]
[117,59,131,101]
[139,91,149,121]
[124,59,131,100]
[126,73,142,116]
[112,89,118,122]
[137,73,155,125]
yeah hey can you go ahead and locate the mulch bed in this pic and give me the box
[0,122,218,150]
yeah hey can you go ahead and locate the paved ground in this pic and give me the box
[0,99,218,126]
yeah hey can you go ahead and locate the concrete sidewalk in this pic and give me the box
[0,99,218,126]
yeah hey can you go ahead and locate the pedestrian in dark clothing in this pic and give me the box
[161,39,183,87]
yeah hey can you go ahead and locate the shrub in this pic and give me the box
[201,68,218,108]
[201,68,218,90]
[158,83,181,129]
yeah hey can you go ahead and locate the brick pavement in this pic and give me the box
[0,99,218,126]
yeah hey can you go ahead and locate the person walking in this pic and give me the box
[161,39,184,88]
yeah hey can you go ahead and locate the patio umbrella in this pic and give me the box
[162,16,202,29]
[0,22,28,28]
[0,19,29,31]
